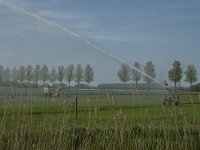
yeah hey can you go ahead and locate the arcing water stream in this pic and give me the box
[0,0,164,88]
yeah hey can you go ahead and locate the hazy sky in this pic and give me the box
[0,0,200,86]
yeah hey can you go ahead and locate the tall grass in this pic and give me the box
[0,89,200,149]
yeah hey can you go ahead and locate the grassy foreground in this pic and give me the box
[0,91,200,149]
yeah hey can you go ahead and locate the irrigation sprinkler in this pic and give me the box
[0,0,165,88]
[50,84,62,103]
[162,81,179,106]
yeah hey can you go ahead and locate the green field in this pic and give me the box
[0,89,200,149]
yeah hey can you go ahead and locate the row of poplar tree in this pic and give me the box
[0,64,94,88]
[0,60,198,90]
[117,60,198,91]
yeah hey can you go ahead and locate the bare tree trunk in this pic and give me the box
[135,80,138,90]
[68,81,71,91]
[77,81,80,90]
[190,81,193,92]
[124,82,126,90]
[174,82,177,93]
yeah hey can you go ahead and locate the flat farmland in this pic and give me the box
[0,89,200,149]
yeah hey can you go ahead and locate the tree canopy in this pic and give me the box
[74,64,83,89]
[168,60,183,92]
[118,63,131,84]
[132,62,142,89]
[84,64,94,88]
[143,61,156,91]
[65,64,74,90]
[185,64,198,89]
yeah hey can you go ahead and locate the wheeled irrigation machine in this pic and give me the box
[162,81,179,106]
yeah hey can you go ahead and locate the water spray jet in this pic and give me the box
[0,0,164,88]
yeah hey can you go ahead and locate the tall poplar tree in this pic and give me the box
[168,60,183,92]
[143,61,156,91]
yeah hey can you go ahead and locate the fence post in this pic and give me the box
[75,97,78,119]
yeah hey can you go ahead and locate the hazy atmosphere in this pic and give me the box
[1,1,200,149]
[0,0,200,86]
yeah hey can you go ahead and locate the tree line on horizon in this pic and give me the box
[0,64,94,89]
[117,60,198,91]
[0,59,198,91]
